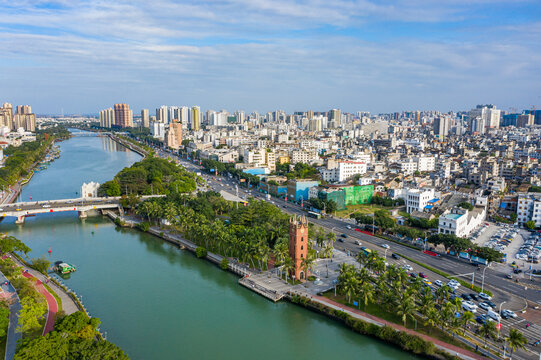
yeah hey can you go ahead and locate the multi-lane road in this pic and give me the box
[169,152,541,305]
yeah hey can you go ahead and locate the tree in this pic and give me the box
[479,320,497,346]
[461,311,475,334]
[195,246,207,258]
[0,304,9,338]
[31,256,51,275]
[505,328,527,359]
[0,236,31,256]
[358,281,374,310]
[396,294,417,327]
[525,220,536,230]
[17,297,47,333]
[220,258,229,270]
[458,202,474,211]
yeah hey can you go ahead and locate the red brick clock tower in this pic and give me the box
[289,215,308,281]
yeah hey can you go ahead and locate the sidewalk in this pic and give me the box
[0,271,21,360]
[10,256,78,315]
[312,295,488,360]
[22,271,58,335]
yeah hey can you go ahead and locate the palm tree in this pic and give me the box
[479,320,497,346]
[358,281,374,310]
[424,307,439,333]
[396,294,417,328]
[301,254,315,278]
[163,202,178,225]
[505,328,528,359]
[440,302,456,330]
[341,274,358,304]
[461,311,475,335]
[435,285,450,305]
[419,289,436,317]
[283,256,295,281]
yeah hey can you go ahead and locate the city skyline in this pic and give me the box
[1,0,540,114]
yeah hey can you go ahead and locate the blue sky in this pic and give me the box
[0,0,540,115]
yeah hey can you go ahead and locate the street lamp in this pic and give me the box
[384,248,388,260]
[498,301,506,340]
[481,266,488,293]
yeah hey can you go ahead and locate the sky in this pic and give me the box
[0,0,540,115]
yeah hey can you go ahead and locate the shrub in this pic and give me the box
[195,247,207,258]
[220,258,229,270]
[137,222,150,231]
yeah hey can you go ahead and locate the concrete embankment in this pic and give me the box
[106,212,287,301]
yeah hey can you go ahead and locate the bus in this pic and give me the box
[307,211,321,219]
[360,247,372,256]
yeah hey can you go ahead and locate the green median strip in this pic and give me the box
[396,253,492,297]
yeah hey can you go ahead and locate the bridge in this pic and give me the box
[0,195,163,225]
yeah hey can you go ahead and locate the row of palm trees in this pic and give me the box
[337,251,528,358]
[136,198,323,276]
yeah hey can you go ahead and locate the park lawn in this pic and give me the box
[323,291,471,351]
[335,204,387,218]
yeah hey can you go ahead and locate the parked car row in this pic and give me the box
[516,234,540,263]
[485,227,518,252]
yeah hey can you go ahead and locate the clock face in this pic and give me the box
[300,228,305,234]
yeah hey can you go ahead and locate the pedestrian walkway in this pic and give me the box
[9,255,78,315]
[312,295,488,360]
[0,271,21,360]
[22,271,58,335]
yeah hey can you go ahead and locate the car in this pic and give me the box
[487,309,501,322]
[479,302,492,311]
[501,309,517,319]
[462,301,478,313]
[485,300,496,308]
[461,294,471,301]
[391,253,400,260]
[346,225,352,229]
[354,240,362,246]
[469,293,478,301]
[338,238,345,243]
[381,244,390,249]
[16,208,22,211]
[513,269,523,274]
[478,292,492,301]
[506,274,513,279]
[402,264,413,271]
[476,314,492,324]
[409,273,418,278]
[341,234,347,238]
[423,278,432,285]
[418,272,428,278]
[434,280,443,287]
[43,204,51,208]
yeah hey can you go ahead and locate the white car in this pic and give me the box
[346,225,352,229]
[354,240,362,246]
[478,292,492,301]
[402,265,413,271]
[487,309,501,322]
[462,301,478,313]
[43,204,51,208]
[502,309,517,318]
[478,302,493,311]
[434,280,443,287]
[381,244,390,249]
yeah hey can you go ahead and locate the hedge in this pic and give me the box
[289,295,449,358]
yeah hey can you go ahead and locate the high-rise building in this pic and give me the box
[433,116,450,138]
[307,110,314,120]
[141,109,149,128]
[114,103,133,128]
[329,109,341,128]
[16,105,32,115]
[235,111,245,124]
[156,106,168,123]
[0,103,12,129]
[13,113,36,132]
[516,114,534,128]
[100,108,114,128]
[165,121,183,150]
[468,105,500,133]
[190,106,200,131]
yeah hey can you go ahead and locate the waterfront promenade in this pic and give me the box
[21,271,58,335]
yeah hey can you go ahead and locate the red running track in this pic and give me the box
[22,271,58,335]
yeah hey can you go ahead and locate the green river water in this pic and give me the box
[2,130,417,360]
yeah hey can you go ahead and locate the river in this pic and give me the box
[2,130,416,360]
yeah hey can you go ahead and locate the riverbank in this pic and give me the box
[108,210,482,360]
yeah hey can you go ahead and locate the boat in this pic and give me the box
[54,261,77,274]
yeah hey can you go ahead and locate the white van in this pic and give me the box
[487,309,501,322]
